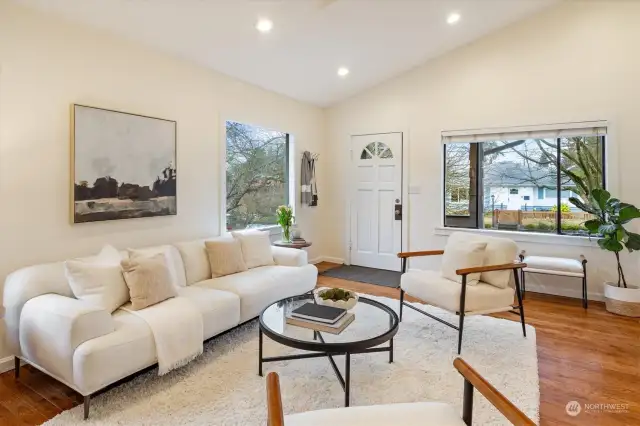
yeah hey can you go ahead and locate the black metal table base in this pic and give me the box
[258,328,394,407]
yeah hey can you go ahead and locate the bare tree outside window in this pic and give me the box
[225,121,289,230]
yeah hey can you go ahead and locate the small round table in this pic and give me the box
[259,294,399,407]
[272,240,312,249]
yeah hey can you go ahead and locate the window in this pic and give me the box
[443,122,606,236]
[225,121,290,231]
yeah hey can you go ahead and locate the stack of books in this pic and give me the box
[286,303,355,335]
[292,237,307,244]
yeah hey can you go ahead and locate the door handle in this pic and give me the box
[395,204,402,220]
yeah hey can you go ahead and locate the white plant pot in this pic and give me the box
[314,287,359,311]
[604,282,640,317]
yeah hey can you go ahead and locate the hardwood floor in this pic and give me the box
[1,262,638,425]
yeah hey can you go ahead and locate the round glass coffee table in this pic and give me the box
[259,293,399,407]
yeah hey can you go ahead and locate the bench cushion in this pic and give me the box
[285,402,465,426]
[523,256,584,277]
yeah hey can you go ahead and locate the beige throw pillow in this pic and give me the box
[121,254,177,310]
[231,230,275,269]
[205,239,247,278]
[440,237,487,286]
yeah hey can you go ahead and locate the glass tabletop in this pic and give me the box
[259,294,399,350]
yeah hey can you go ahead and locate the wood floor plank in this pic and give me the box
[0,261,636,425]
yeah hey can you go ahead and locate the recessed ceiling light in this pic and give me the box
[256,18,273,33]
[447,12,461,25]
[337,67,350,77]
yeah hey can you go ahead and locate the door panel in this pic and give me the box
[350,133,402,271]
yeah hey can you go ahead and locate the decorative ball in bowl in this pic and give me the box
[314,287,359,311]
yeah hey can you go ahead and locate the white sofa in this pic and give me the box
[3,238,317,418]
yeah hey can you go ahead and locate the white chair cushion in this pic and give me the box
[195,264,317,322]
[441,233,487,285]
[128,245,187,288]
[401,270,514,313]
[174,239,213,285]
[285,402,465,426]
[523,255,584,277]
[452,233,518,289]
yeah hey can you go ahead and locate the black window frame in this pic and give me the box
[224,121,291,231]
[443,136,606,235]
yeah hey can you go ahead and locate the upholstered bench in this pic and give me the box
[519,251,588,308]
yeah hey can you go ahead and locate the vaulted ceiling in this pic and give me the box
[15,0,555,106]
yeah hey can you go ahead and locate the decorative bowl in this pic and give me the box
[314,287,359,311]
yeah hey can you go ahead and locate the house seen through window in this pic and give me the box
[443,126,606,235]
[225,121,289,231]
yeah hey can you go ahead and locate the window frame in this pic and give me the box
[222,120,293,234]
[443,135,606,236]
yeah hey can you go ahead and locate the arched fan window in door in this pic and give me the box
[360,141,393,159]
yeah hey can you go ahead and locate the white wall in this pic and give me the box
[0,1,326,359]
[326,1,640,299]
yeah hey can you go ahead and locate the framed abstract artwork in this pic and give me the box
[70,104,177,223]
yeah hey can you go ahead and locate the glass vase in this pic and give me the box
[282,225,292,243]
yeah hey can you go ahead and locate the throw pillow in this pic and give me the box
[174,239,212,285]
[128,246,187,288]
[64,245,129,313]
[121,254,177,310]
[440,236,487,286]
[205,238,248,278]
[231,230,275,269]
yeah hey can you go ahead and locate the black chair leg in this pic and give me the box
[521,270,526,299]
[14,357,19,379]
[457,312,465,355]
[399,289,405,322]
[513,269,526,337]
[84,395,90,420]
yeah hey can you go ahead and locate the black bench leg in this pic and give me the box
[14,357,19,379]
[84,395,90,420]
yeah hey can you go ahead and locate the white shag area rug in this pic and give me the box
[45,295,539,425]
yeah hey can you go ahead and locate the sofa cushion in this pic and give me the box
[177,286,241,339]
[121,254,177,310]
[441,234,487,286]
[401,270,514,313]
[205,238,247,278]
[64,246,130,313]
[232,230,275,269]
[285,402,465,426]
[129,245,187,288]
[174,239,212,285]
[195,264,318,321]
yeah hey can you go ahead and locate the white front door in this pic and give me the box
[350,133,403,271]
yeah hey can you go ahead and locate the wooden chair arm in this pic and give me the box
[397,250,445,259]
[454,358,535,426]
[266,372,284,426]
[456,262,527,276]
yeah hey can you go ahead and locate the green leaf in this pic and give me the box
[618,206,640,223]
[569,197,598,215]
[617,227,628,243]
[598,237,623,252]
[624,232,640,252]
[591,188,611,211]
[598,223,617,235]
[583,219,602,233]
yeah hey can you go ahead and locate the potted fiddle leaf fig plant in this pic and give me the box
[570,188,640,316]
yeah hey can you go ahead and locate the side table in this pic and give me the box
[272,240,312,250]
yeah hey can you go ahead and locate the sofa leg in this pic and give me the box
[84,395,90,420]
[399,289,404,322]
[14,357,19,379]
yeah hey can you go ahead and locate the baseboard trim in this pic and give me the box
[310,256,345,265]
[0,356,17,374]
[407,268,604,302]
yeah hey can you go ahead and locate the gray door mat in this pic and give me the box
[320,265,401,288]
